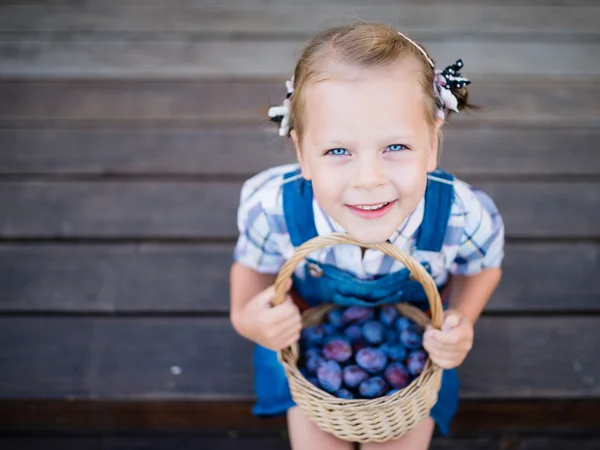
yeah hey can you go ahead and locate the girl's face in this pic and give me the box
[292,59,440,245]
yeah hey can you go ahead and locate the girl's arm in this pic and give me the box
[447,266,502,325]
[230,262,302,350]
[230,261,275,334]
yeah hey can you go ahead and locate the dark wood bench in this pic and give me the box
[0,1,599,448]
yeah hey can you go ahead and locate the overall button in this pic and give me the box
[307,263,323,278]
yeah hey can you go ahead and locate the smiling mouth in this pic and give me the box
[346,200,396,218]
[352,202,391,211]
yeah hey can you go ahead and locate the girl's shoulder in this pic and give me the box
[238,163,300,215]
[450,176,501,221]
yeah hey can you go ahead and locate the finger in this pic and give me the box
[270,314,303,337]
[428,354,459,370]
[425,346,466,361]
[266,296,301,321]
[441,311,463,332]
[427,327,471,346]
[280,332,302,350]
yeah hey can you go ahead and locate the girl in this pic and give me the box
[230,23,504,450]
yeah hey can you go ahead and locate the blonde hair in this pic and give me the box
[281,23,474,139]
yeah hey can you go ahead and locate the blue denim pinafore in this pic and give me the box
[252,168,460,437]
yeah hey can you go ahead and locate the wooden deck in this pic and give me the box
[0,0,599,447]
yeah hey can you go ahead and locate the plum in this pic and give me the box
[344,324,363,343]
[336,388,355,400]
[379,342,407,362]
[326,308,344,327]
[317,360,342,393]
[342,365,369,389]
[379,305,399,327]
[407,349,427,376]
[400,328,423,350]
[342,306,375,325]
[322,338,353,363]
[384,362,411,389]
[359,376,389,399]
[362,320,385,345]
[356,347,387,374]
[301,325,325,347]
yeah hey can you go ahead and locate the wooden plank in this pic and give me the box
[503,437,600,450]
[2,399,599,434]
[1,80,597,127]
[0,40,598,79]
[0,435,516,450]
[1,5,598,37]
[0,316,598,399]
[3,434,600,450]
[4,1,599,7]
[1,243,598,313]
[1,127,599,176]
[0,435,293,450]
[0,180,598,239]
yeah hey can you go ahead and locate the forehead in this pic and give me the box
[301,59,430,141]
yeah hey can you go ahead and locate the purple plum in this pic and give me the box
[356,347,387,374]
[323,338,353,363]
[301,325,325,347]
[379,305,399,327]
[359,376,389,399]
[395,316,416,332]
[344,324,363,343]
[342,365,369,389]
[362,320,385,345]
[317,360,342,393]
[379,342,407,362]
[407,350,428,376]
[400,328,423,350]
[305,350,326,374]
[384,362,411,389]
[326,308,344,327]
[342,306,375,325]
[336,388,355,400]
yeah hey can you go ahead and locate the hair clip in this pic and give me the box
[434,59,471,115]
[268,75,294,136]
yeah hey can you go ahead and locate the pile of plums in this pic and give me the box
[298,305,428,400]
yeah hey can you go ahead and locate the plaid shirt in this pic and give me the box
[233,164,504,286]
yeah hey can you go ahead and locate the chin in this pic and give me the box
[344,224,396,246]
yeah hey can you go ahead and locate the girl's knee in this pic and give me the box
[360,418,435,450]
[286,406,353,450]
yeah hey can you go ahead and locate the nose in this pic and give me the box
[354,156,387,190]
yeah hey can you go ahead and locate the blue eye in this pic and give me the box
[326,148,350,156]
[386,144,406,152]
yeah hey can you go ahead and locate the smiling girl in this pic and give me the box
[230,23,504,449]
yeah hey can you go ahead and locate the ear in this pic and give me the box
[291,129,311,180]
[426,118,443,173]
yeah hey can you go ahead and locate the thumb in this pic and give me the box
[441,311,463,332]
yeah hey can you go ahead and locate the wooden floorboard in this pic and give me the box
[1,80,599,127]
[1,127,599,177]
[1,180,598,239]
[0,317,598,399]
[0,4,598,37]
[1,399,599,434]
[0,242,598,313]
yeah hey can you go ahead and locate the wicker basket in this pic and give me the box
[272,233,444,443]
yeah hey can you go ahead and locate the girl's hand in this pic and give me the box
[238,280,303,351]
[423,309,474,369]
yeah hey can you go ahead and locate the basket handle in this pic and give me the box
[272,233,444,329]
